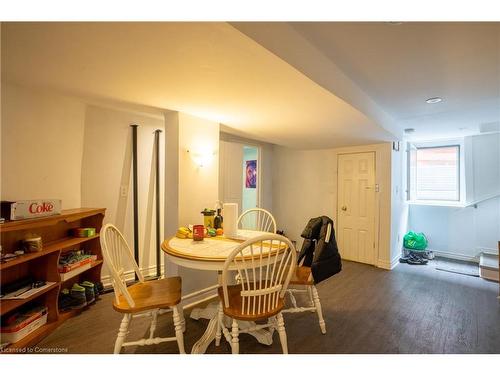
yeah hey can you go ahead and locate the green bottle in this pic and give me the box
[214,208,223,229]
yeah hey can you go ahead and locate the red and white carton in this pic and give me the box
[1,199,62,221]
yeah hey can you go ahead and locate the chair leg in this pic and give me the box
[149,310,158,339]
[215,302,223,346]
[231,319,239,354]
[276,313,288,354]
[172,305,186,354]
[114,313,131,354]
[307,286,315,309]
[311,285,326,334]
[177,305,186,333]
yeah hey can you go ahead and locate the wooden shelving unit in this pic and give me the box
[0,208,105,350]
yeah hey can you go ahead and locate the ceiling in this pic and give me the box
[234,22,500,141]
[2,22,499,147]
[1,22,393,149]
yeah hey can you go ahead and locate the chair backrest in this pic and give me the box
[100,223,144,307]
[237,208,277,233]
[221,234,296,316]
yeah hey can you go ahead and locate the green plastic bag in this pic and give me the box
[403,231,428,250]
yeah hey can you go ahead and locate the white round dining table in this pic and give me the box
[161,230,276,354]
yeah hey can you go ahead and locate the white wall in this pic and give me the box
[466,133,500,204]
[273,142,399,269]
[164,112,220,294]
[391,146,409,263]
[408,198,500,259]
[272,147,336,242]
[1,83,85,208]
[408,133,500,259]
[81,105,165,280]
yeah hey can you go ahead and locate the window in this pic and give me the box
[408,145,460,202]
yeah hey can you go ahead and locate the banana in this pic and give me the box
[176,226,192,239]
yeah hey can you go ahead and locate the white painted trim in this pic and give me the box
[478,248,499,256]
[430,249,479,263]
[377,253,400,270]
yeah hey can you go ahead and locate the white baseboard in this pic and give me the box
[430,249,479,263]
[377,254,400,270]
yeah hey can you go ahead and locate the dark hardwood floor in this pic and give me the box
[37,260,500,354]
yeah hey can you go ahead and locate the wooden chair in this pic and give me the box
[237,208,277,233]
[281,222,332,335]
[215,234,296,354]
[100,224,185,354]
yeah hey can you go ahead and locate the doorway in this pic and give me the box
[337,152,376,265]
[219,141,260,215]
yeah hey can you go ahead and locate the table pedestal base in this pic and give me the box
[190,302,275,354]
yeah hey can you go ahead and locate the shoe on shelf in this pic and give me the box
[80,281,96,304]
[95,281,104,297]
[58,288,74,311]
[70,283,87,309]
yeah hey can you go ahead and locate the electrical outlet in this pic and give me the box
[120,185,128,197]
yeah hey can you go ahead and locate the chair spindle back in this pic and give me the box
[100,223,144,307]
[221,234,296,316]
[237,208,277,233]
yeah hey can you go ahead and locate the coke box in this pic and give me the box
[1,199,62,221]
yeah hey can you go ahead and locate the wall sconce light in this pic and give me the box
[187,149,216,168]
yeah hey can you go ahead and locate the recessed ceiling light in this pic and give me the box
[404,128,415,134]
[426,97,443,104]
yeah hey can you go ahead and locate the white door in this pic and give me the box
[337,152,376,265]
[219,141,244,214]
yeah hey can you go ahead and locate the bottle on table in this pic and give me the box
[214,208,223,229]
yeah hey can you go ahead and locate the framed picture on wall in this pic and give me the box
[245,160,257,188]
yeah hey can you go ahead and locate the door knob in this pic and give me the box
[341,205,347,211]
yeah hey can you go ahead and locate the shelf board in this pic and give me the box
[58,306,88,321]
[0,282,59,316]
[0,247,60,271]
[0,235,99,271]
[0,208,105,233]
[59,260,103,282]
[45,234,100,252]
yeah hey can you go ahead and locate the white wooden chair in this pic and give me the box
[282,223,331,335]
[237,208,277,233]
[100,224,185,354]
[215,234,297,354]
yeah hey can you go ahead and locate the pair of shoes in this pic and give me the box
[407,253,428,265]
[58,285,87,310]
[94,281,104,299]
[80,281,96,304]
[58,281,97,311]
[58,288,76,311]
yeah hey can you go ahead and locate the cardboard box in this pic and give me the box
[1,199,62,221]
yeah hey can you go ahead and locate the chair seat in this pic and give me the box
[288,266,314,285]
[217,284,284,321]
[113,276,182,313]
